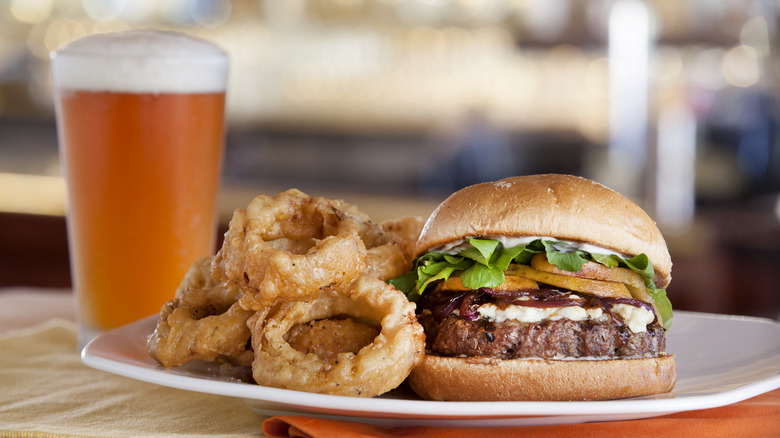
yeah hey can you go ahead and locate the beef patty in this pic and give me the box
[416,288,666,359]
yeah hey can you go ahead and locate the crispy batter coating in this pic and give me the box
[375,216,425,262]
[147,256,254,368]
[359,216,424,281]
[212,189,369,310]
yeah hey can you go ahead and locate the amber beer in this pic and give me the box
[52,30,229,347]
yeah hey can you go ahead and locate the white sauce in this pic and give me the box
[434,236,628,259]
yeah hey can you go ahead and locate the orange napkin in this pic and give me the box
[263,388,780,438]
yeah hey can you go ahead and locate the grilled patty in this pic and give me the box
[416,288,666,359]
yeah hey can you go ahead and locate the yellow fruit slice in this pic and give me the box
[505,264,633,299]
[530,253,653,303]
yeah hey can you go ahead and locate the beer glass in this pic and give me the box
[51,30,229,348]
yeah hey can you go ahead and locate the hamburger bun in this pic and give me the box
[408,354,677,401]
[415,174,672,288]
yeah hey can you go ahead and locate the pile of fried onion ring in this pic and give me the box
[147,189,426,398]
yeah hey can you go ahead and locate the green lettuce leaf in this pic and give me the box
[387,272,416,295]
[461,263,504,289]
[542,240,588,272]
[591,253,621,268]
[649,287,672,328]
[461,238,499,265]
[495,244,534,271]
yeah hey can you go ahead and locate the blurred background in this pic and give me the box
[1,0,779,319]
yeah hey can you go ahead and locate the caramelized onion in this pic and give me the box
[419,285,657,326]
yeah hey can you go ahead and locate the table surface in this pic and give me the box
[0,287,75,332]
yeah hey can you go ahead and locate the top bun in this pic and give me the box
[415,174,671,288]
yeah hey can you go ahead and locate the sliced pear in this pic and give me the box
[531,253,653,303]
[500,275,540,290]
[505,264,633,299]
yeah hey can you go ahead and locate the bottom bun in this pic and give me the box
[408,354,676,401]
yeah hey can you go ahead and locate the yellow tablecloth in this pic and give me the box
[0,289,265,437]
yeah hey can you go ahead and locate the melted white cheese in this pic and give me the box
[477,302,654,333]
[612,303,656,333]
[478,303,604,324]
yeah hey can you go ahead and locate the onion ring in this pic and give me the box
[359,216,424,281]
[375,216,425,261]
[285,316,380,363]
[250,274,425,397]
[147,256,254,368]
[211,189,368,310]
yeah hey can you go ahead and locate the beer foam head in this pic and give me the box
[51,30,228,93]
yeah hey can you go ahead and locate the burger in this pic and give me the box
[390,174,676,401]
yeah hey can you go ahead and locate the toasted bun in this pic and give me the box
[415,174,671,288]
[408,354,677,401]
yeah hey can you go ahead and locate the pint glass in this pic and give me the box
[51,30,229,347]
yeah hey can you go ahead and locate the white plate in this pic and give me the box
[82,311,780,427]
